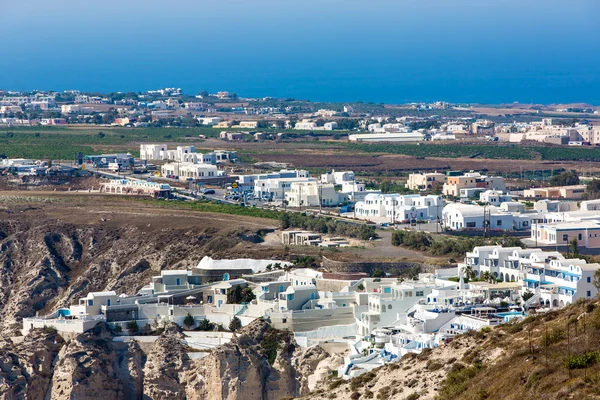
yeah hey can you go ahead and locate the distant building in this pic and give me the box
[406,172,447,191]
[523,185,587,200]
[442,172,505,197]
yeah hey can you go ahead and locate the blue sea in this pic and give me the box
[1,0,599,104]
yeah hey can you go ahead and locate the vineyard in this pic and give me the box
[0,126,222,159]
[346,142,600,162]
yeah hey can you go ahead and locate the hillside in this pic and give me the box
[306,299,600,400]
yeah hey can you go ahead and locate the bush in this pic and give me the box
[540,327,565,347]
[229,316,242,332]
[113,323,122,333]
[565,351,600,369]
[350,371,376,391]
[42,326,58,334]
[197,318,214,331]
[328,379,344,390]
[436,362,483,399]
[183,313,195,329]
[125,320,139,332]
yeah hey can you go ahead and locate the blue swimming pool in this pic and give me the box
[495,311,525,322]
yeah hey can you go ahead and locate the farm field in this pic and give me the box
[3,127,600,180]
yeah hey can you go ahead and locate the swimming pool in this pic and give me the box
[495,311,525,322]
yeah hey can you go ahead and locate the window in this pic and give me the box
[287,294,295,301]
[578,234,582,241]
[563,234,568,241]
[588,291,592,297]
[588,277,592,283]
[497,220,502,226]
[406,291,412,297]
[88,300,94,306]
[416,291,424,297]
[262,286,269,293]
[280,285,285,292]
[466,222,476,228]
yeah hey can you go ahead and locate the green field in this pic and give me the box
[345,142,600,162]
[3,125,600,163]
[0,126,223,159]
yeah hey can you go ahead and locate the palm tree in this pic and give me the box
[461,265,476,281]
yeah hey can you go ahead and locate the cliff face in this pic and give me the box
[183,319,327,400]
[0,320,329,400]
[0,329,64,399]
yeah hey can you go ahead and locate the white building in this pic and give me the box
[295,119,317,130]
[161,163,222,181]
[285,181,346,207]
[442,203,520,231]
[354,194,444,223]
[462,245,600,308]
[348,132,425,142]
[320,170,355,185]
[479,190,513,205]
[254,177,317,201]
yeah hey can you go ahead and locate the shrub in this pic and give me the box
[113,323,122,333]
[426,359,444,371]
[125,320,139,332]
[183,313,195,329]
[197,318,214,331]
[261,328,287,365]
[229,316,242,332]
[540,327,565,347]
[406,394,420,400]
[328,379,344,390]
[350,371,376,391]
[42,326,58,334]
[565,351,600,369]
[350,392,360,400]
[436,362,483,399]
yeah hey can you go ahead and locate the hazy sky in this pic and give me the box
[1,0,599,103]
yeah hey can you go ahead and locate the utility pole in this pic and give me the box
[318,184,322,214]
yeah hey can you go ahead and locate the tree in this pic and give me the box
[357,283,365,291]
[586,179,600,200]
[521,289,535,302]
[183,313,195,329]
[549,170,579,187]
[461,265,475,281]
[257,120,270,129]
[372,269,385,278]
[229,316,242,332]
[593,270,600,296]
[569,237,580,258]
[279,212,291,229]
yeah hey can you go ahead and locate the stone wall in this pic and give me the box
[322,256,436,276]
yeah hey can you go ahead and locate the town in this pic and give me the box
[4,89,600,387]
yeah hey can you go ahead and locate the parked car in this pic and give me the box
[204,189,215,195]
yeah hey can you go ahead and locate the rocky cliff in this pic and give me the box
[0,320,329,400]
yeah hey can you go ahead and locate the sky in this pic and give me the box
[1,0,600,104]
